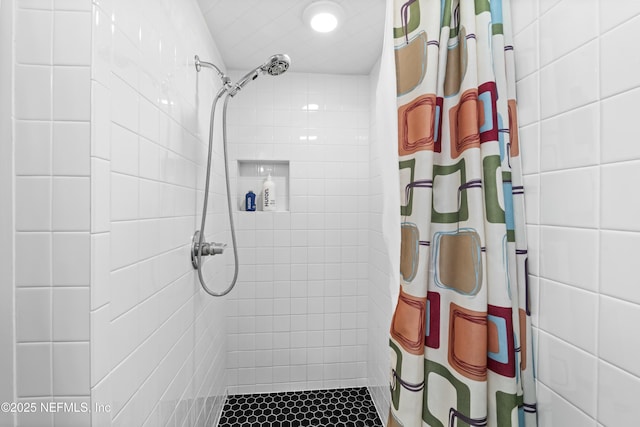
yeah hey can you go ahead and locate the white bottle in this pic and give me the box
[262,173,276,211]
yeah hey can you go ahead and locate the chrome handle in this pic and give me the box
[191,231,227,269]
[207,242,227,255]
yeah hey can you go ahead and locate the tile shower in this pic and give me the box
[2,0,640,426]
[3,0,394,425]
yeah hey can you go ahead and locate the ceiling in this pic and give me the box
[197,0,387,75]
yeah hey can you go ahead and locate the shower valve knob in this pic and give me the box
[191,231,226,269]
[205,242,227,255]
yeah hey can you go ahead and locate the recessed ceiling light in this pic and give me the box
[303,1,344,33]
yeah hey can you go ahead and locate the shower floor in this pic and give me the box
[216,387,383,427]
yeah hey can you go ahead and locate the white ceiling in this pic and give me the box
[197,0,386,75]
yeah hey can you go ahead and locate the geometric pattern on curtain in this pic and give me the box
[389,1,538,426]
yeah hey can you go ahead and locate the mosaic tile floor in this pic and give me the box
[217,387,383,427]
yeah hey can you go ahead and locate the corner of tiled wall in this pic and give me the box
[13,0,93,426]
[88,0,228,425]
[0,1,15,426]
[513,0,640,425]
[365,54,396,422]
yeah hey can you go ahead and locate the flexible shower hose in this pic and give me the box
[195,88,239,296]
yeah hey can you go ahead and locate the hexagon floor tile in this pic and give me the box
[217,387,383,426]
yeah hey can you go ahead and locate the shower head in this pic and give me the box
[230,53,291,96]
[261,54,291,76]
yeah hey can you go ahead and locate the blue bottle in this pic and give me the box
[245,191,256,211]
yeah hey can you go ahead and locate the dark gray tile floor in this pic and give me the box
[217,387,383,427]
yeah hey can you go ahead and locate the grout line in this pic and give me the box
[594,1,602,421]
[47,0,54,403]
[599,9,640,38]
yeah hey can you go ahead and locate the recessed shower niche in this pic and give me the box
[237,160,289,211]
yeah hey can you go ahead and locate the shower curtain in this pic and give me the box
[388,0,537,426]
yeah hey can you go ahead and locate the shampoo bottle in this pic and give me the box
[245,191,256,211]
[262,174,276,211]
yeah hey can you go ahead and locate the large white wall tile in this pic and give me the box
[15,65,52,120]
[16,288,51,342]
[598,296,640,378]
[540,168,598,228]
[600,14,640,98]
[600,0,640,33]
[52,232,90,286]
[601,161,640,231]
[15,9,51,65]
[15,177,51,231]
[52,342,90,395]
[601,87,640,164]
[16,343,52,397]
[511,0,539,34]
[110,173,139,221]
[537,331,597,417]
[540,104,599,171]
[52,66,90,120]
[15,120,51,176]
[514,22,538,83]
[52,287,89,341]
[539,279,598,353]
[540,226,598,291]
[537,383,596,427]
[539,0,597,67]
[53,11,91,65]
[52,177,90,231]
[52,122,90,176]
[15,232,51,286]
[112,27,139,90]
[15,397,54,427]
[598,361,640,426]
[540,42,598,119]
[110,74,139,133]
[600,231,640,305]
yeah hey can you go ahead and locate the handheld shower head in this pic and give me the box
[262,54,291,76]
[230,53,291,96]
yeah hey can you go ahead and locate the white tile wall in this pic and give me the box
[224,71,371,394]
[513,0,640,424]
[12,2,92,426]
[0,2,15,425]
[366,17,398,417]
[10,0,228,426]
[89,0,228,426]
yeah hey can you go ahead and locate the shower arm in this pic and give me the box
[195,55,232,87]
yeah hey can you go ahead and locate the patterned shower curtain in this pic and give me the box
[388,0,537,426]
